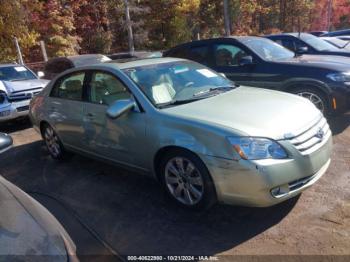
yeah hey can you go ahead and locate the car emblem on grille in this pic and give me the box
[315,128,324,139]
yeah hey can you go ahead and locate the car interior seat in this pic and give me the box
[151,74,176,104]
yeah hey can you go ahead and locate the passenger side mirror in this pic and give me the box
[106,99,136,119]
[0,133,13,153]
[37,71,45,78]
[239,56,254,66]
[296,46,308,54]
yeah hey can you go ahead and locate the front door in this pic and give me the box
[82,70,147,169]
[211,43,258,87]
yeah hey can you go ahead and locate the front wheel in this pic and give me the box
[292,87,329,115]
[159,149,217,210]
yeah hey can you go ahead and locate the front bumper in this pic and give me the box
[201,133,332,207]
[0,100,30,122]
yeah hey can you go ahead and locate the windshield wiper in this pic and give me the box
[157,98,202,109]
[10,78,30,82]
[193,85,236,97]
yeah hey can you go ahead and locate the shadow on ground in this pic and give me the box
[0,117,32,134]
[0,140,298,257]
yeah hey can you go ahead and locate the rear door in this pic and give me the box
[81,70,148,169]
[48,71,86,148]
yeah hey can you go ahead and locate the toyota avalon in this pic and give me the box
[29,58,332,209]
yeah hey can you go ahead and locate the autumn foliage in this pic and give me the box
[0,0,349,63]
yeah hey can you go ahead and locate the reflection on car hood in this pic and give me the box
[1,79,50,93]
[0,176,75,259]
[278,54,350,71]
[163,86,322,140]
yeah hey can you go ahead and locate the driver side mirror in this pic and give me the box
[106,99,136,119]
[0,133,13,153]
[239,56,254,66]
[296,46,308,54]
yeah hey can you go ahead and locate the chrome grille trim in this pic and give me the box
[286,117,331,155]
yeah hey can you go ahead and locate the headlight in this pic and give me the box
[326,72,350,82]
[228,137,288,160]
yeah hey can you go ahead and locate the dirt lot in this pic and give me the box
[0,113,349,260]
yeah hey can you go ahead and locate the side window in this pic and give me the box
[188,45,209,65]
[88,72,131,106]
[51,72,85,101]
[214,44,248,66]
[281,39,296,52]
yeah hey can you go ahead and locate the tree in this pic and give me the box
[0,0,38,62]
[30,0,80,58]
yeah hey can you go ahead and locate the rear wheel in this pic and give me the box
[292,87,329,115]
[42,124,66,160]
[159,149,217,210]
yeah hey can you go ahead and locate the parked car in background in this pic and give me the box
[309,31,328,37]
[0,64,49,122]
[0,132,77,260]
[43,54,111,80]
[265,33,350,57]
[107,51,162,61]
[164,37,350,115]
[30,58,332,209]
[321,37,350,50]
[321,29,350,37]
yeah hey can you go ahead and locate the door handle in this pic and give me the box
[86,113,95,119]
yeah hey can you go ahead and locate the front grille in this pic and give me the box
[288,175,314,191]
[17,105,29,112]
[8,88,43,102]
[286,117,331,155]
[11,87,42,94]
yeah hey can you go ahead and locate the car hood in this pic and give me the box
[0,176,76,258]
[276,54,350,71]
[163,87,322,140]
[1,79,50,94]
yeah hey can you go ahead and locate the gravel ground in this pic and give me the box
[0,113,349,260]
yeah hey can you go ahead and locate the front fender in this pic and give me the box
[282,78,332,94]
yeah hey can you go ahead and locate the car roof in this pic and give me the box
[0,63,21,68]
[67,54,107,61]
[166,36,264,51]
[265,32,311,38]
[106,57,187,70]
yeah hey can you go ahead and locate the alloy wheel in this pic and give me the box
[44,126,61,158]
[297,92,325,113]
[164,157,204,206]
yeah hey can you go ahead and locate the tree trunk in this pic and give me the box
[223,0,230,36]
[124,0,134,53]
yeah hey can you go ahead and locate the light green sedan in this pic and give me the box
[29,58,332,209]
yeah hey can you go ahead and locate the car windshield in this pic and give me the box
[242,38,295,61]
[123,61,235,108]
[0,66,37,81]
[300,34,339,51]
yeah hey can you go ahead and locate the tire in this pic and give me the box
[291,87,330,115]
[42,124,67,160]
[158,149,217,210]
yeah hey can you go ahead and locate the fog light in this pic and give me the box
[271,187,281,197]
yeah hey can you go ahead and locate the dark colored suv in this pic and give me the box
[265,33,350,57]
[164,36,350,115]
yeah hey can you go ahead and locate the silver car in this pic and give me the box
[0,133,77,260]
[29,58,332,209]
[0,64,49,122]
